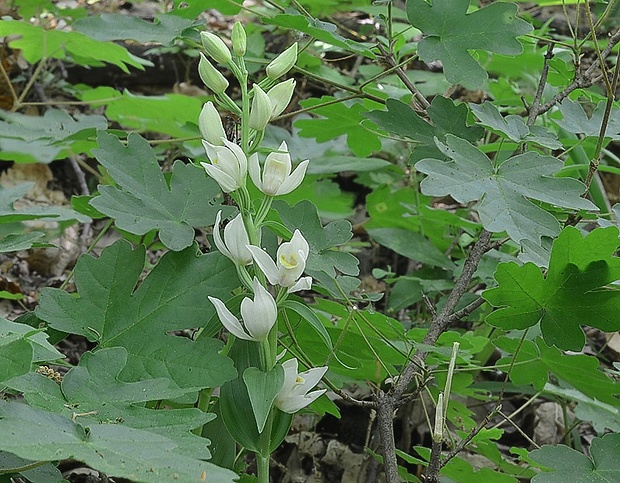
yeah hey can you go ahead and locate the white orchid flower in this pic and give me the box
[201,138,251,193]
[213,211,252,266]
[249,141,309,196]
[246,230,312,293]
[275,358,328,414]
[199,101,226,146]
[208,278,277,342]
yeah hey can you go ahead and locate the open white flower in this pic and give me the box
[208,278,277,342]
[201,138,250,193]
[213,211,252,266]
[246,230,312,293]
[275,358,327,414]
[199,101,226,146]
[249,141,309,196]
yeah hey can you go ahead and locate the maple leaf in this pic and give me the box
[415,135,596,243]
[35,240,238,392]
[407,0,532,88]
[484,227,620,351]
[90,132,232,251]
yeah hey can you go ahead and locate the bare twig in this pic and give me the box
[377,44,431,111]
[527,44,555,126]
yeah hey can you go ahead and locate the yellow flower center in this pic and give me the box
[279,253,298,269]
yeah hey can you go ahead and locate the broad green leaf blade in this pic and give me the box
[407,0,532,88]
[416,135,596,243]
[484,227,620,351]
[0,183,90,224]
[73,13,192,44]
[0,20,146,72]
[282,299,333,351]
[61,348,179,403]
[0,339,32,385]
[90,132,230,251]
[243,366,284,433]
[265,12,374,57]
[0,109,107,164]
[294,97,382,157]
[365,97,483,149]
[0,233,44,253]
[470,102,561,149]
[554,99,620,140]
[367,227,455,269]
[530,433,620,482]
[0,318,63,364]
[0,401,238,482]
[274,200,359,278]
[495,337,620,406]
[0,452,64,482]
[35,239,238,392]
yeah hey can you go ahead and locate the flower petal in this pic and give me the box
[212,211,231,259]
[246,245,280,285]
[201,163,239,193]
[208,296,253,341]
[275,159,309,196]
[248,153,262,191]
[287,276,312,293]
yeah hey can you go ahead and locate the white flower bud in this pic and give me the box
[266,43,298,80]
[248,84,272,131]
[198,53,228,94]
[200,31,232,65]
[231,21,247,58]
[268,79,295,119]
[199,101,226,146]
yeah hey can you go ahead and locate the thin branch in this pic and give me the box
[527,43,555,126]
[375,393,400,483]
[377,43,430,111]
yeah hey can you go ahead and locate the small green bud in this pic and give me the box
[198,53,229,94]
[266,43,298,79]
[249,84,272,131]
[200,31,232,65]
[231,22,247,57]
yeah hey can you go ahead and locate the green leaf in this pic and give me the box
[282,299,333,352]
[0,233,44,253]
[0,109,106,164]
[407,0,532,88]
[0,19,146,72]
[265,11,374,57]
[62,348,180,403]
[274,200,359,278]
[495,337,620,408]
[243,366,284,433]
[415,135,596,243]
[484,227,620,351]
[554,99,620,140]
[0,401,238,482]
[470,102,561,149]
[90,132,231,251]
[35,239,238,392]
[367,227,455,269]
[0,452,64,482]
[294,97,382,157]
[78,87,204,138]
[0,183,89,225]
[170,0,243,17]
[73,13,193,44]
[530,433,620,482]
[365,97,483,153]
[0,318,63,364]
[0,339,32,385]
